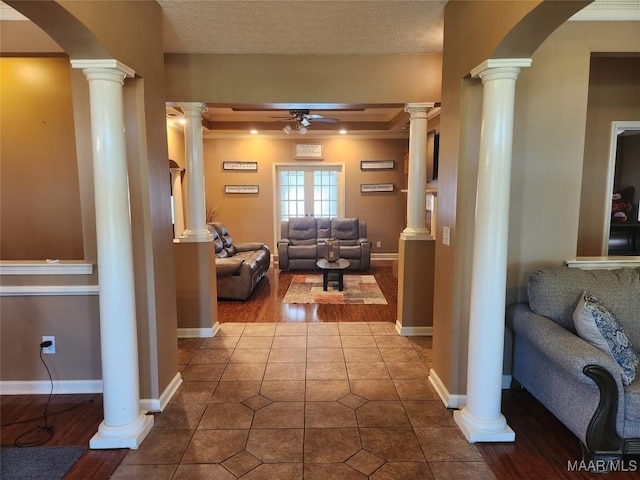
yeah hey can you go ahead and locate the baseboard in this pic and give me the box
[0,379,103,395]
[502,374,512,389]
[140,372,183,412]
[395,321,433,336]
[428,369,467,409]
[177,321,220,338]
[371,253,398,261]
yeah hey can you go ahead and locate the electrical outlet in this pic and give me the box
[376,241,382,248]
[42,336,56,354]
[442,226,451,246]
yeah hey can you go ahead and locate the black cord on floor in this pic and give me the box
[5,346,54,447]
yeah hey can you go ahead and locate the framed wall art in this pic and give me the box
[224,185,259,194]
[360,160,396,170]
[223,161,258,171]
[360,183,395,193]
[294,143,323,160]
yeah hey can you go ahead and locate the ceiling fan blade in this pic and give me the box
[310,117,339,123]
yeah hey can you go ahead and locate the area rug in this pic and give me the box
[283,274,387,304]
[0,446,85,480]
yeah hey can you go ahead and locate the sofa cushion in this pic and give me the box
[316,218,331,240]
[289,244,317,259]
[528,267,640,345]
[213,223,237,256]
[331,218,359,244]
[573,291,639,385]
[216,257,244,276]
[288,217,317,246]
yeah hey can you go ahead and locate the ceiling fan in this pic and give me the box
[275,109,339,134]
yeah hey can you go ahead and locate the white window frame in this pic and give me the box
[272,162,345,248]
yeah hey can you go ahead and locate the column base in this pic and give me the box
[453,408,515,443]
[175,230,213,243]
[401,228,433,240]
[90,412,154,449]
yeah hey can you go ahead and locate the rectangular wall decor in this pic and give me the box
[225,185,259,194]
[223,161,258,171]
[360,160,396,170]
[294,143,323,160]
[360,183,395,193]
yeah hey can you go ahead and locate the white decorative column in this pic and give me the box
[177,102,212,242]
[71,59,153,449]
[396,102,436,336]
[170,167,185,240]
[402,102,435,240]
[454,58,532,442]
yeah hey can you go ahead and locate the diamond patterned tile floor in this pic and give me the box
[113,322,496,479]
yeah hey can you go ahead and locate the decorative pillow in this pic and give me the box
[573,291,639,386]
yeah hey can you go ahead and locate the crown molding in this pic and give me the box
[569,0,640,21]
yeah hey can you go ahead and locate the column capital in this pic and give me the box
[177,102,208,116]
[404,102,436,118]
[470,58,532,79]
[170,167,184,174]
[70,59,135,78]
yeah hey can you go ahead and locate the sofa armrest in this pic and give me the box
[356,237,370,246]
[509,303,627,450]
[510,304,625,383]
[277,240,290,270]
[235,242,267,252]
[215,257,244,276]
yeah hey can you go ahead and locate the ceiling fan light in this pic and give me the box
[298,126,308,134]
[339,129,347,135]
[283,124,292,134]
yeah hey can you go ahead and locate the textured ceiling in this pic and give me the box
[158,0,447,54]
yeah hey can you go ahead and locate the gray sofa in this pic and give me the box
[509,266,640,465]
[208,222,270,300]
[277,217,371,271]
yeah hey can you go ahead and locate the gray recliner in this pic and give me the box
[277,217,371,271]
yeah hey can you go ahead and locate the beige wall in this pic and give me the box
[0,57,84,260]
[165,54,441,105]
[432,0,594,396]
[1,2,178,401]
[199,136,408,253]
[0,293,101,381]
[577,56,640,255]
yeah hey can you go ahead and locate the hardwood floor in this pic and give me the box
[216,261,398,323]
[2,261,638,479]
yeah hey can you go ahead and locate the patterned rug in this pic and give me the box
[283,274,387,304]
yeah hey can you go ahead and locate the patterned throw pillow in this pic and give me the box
[573,291,639,386]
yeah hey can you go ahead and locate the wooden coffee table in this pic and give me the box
[316,258,350,291]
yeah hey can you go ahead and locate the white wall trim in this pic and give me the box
[140,373,183,413]
[565,256,640,269]
[372,253,399,261]
[0,261,94,275]
[502,375,512,390]
[395,321,432,336]
[428,369,467,409]
[0,285,100,296]
[0,379,103,395]
[177,321,220,338]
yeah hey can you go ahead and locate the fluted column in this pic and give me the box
[454,58,531,443]
[402,102,435,240]
[170,167,185,240]
[177,102,212,242]
[71,59,153,449]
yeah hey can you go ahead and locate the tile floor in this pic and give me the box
[111,322,496,479]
